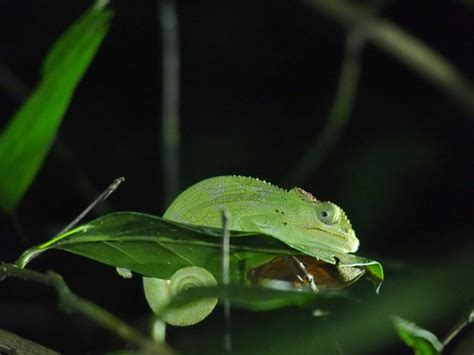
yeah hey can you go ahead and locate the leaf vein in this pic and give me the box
[102,241,145,265]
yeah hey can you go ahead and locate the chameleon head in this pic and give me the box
[290,187,359,253]
[309,201,359,253]
[290,188,359,253]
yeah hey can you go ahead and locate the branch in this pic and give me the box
[442,309,474,350]
[302,0,474,116]
[0,328,58,355]
[0,263,176,355]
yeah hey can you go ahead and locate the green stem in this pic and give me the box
[159,0,181,207]
[0,263,175,355]
[286,29,364,185]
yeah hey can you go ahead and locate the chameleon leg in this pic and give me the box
[290,256,319,292]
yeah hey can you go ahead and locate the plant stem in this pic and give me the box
[285,29,364,185]
[158,0,181,207]
[442,309,474,349]
[0,263,176,355]
[221,210,232,353]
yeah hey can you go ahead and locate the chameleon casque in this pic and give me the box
[143,176,360,326]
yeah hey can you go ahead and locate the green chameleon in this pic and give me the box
[143,175,360,326]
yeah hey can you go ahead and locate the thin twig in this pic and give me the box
[221,210,232,353]
[442,309,474,349]
[158,0,181,207]
[0,262,175,355]
[57,177,125,236]
[286,29,364,184]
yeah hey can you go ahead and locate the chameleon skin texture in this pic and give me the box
[164,176,359,254]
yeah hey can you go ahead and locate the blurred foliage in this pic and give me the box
[0,1,112,213]
[393,316,442,355]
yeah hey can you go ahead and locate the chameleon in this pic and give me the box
[163,176,358,253]
[143,176,359,326]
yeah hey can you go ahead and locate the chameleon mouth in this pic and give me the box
[304,225,347,240]
[304,225,359,252]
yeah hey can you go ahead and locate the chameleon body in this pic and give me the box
[144,175,359,326]
[164,176,359,253]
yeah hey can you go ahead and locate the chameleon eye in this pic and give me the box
[318,203,341,225]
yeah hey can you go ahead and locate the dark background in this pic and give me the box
[0,0,473,354]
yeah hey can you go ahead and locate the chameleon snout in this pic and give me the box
[345,229,360,252]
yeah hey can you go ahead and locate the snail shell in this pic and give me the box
[143,266,218,326]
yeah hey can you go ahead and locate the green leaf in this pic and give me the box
[0,1,112,213]
[17,212,383,290]
[392,316,443,355]
[16,212,294,282]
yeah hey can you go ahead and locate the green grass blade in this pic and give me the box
[0,1,113,213]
